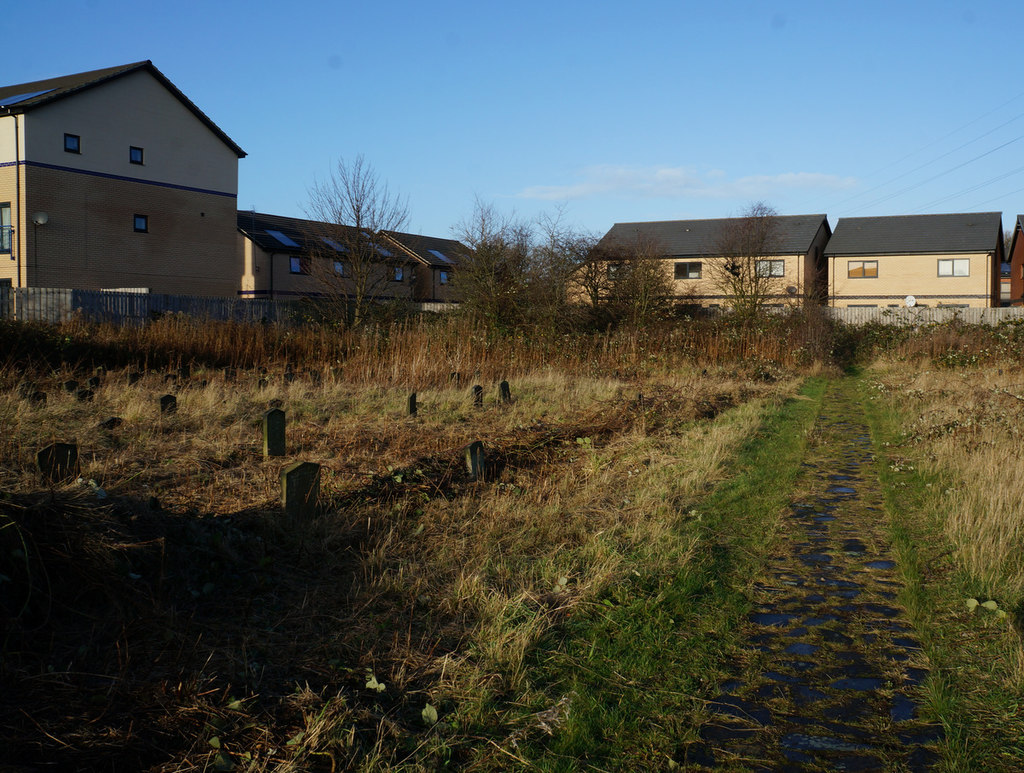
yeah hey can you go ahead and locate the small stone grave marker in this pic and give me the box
[63,379,79,393]
[463,441,486,481]
[160,394,177,414]
[87,376,101,389]
[280,461,320,520]
[75,388,94,402]
[126,371,142,385]
[472,385,483,408]
[450,371,461,386]
[263,408,286,457]
[499,380,511,403]
[178,364,191,381]
[99,416,123,430]
[37,442,79,484]
[408,392,417,416]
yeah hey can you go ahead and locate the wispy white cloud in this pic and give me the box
[517,165,857,201]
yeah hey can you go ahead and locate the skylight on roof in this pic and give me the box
[372,243,393,257]
[0,88,55,107]
[428,249,452,264]
[265,229,300,248]
[321,237,347,252]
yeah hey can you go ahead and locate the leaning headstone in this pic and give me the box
[63,379,79,393]
[160,394,177,414]
[407,392,417,417]
[87,376,101,389]
[178,364,191,381]
[472,385,483,408]
[499,381,512,404]
[75,389,94,402]
[263,408,286,457]
[98,416,123,430]
[37,442,79,484]
[280,461,320,520]
[463,441,485,481]
[126,371,142,385]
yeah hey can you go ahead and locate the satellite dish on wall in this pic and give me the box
[905,295,917,308]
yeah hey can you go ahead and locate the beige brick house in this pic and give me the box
[0,61,245,296]
[825,213,1003,308]
[238,211,463,305]
[1007,215,1024,306]
[592,214,831,308]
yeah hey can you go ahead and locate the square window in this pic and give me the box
[674,261,702,280]
[133,214,148,233]
[289,256,309,275]
[130,146,144,165]
[64,133,80,153]
[848,260,878,278]
[333,260,349,277]
[439,270,449,285]
[392,266,404,282]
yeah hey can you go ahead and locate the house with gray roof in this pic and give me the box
[238,211,466,306]
[592,214,831,308]
[0,61,245,296]
[378,230,465,303]
[825,212,1004,308]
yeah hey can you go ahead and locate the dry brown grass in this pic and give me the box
[0,326,804,772]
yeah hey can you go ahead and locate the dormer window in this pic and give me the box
[64,133,80,153]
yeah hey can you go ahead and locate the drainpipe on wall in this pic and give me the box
[13,114,22,287]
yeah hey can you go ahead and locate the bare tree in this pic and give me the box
[306,155,409,325]
[606,234,675,326]
[705,201,785,317]
[452,200,533,331]
[527,210,598,331]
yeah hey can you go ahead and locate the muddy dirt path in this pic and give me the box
[684,379,942,770]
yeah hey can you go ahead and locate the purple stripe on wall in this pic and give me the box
[0,159,236,198]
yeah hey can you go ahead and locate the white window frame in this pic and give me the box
[937,258,970,277]
[755,259,785,278]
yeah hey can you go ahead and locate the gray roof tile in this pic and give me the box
[597,214,829,257]
[825,212,1002,256]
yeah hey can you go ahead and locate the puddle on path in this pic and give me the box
[681,382,941,770]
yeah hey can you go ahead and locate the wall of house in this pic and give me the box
[414,266,456,302]
[237,235,416,302]
[803,224,832,302]
[670,253,806,306]
[22,165,240,294]
[827,252,995,308]
[23,70,238,194]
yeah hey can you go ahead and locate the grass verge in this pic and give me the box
[858,368,1024,772]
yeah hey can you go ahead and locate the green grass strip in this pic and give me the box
[512,377,827,771]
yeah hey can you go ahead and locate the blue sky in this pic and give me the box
[8,0,1022,239]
